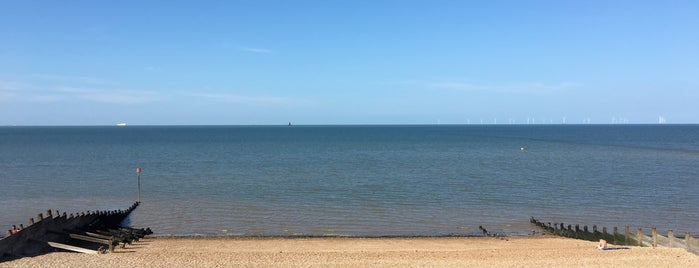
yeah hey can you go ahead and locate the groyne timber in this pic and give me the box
[0,202,151,261]
[530,217,698,255]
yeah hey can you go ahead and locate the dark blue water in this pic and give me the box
[1,125,698,237]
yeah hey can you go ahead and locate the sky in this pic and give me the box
[1,1,698,125]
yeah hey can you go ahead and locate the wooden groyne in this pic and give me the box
[530,217,698,255]
[0,202,151,261]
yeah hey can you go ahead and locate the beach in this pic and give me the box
[2,236,697,267]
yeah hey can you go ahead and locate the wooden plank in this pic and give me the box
[47,241,98,254]
[85,232,113,240]
[69,233,110,245]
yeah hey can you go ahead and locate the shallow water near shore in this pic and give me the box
[1,125,698,237]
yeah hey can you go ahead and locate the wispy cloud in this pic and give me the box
[57,87,160,104]
[429,82,488,91]
[191,92,307,107]
[30,74,112,85]
[0,79,28,102]
[0,81,15,90]
[429,81,581,94]
[0,91,18,101]
[27,95,64,103]
[0,76,160,105]
[239,47,273,54]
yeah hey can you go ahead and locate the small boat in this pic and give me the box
[116,123,127,127]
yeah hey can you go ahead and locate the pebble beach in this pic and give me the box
[2,236,698,267]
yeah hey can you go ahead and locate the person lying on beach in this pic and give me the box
[596,239,630,250]
[596,239,608,249]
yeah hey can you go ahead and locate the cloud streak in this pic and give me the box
[0,77,160,105]
[29,74,112,85]
[57,87,160,104]
[429,81,581,94]
[240,47,273,54]
[0,91,17,101]
[0,79,30,102]
[429,82,488,91]
[191,92,307,107]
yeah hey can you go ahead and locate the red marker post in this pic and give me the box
[136,167,142,203]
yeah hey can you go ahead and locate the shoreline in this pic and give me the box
[144,233,515,239]
[3,236,697,267]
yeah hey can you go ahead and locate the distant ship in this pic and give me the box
[116,123,127,127]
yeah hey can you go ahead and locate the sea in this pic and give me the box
[1,125,698,237]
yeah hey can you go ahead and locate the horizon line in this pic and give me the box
[1,123,697,127]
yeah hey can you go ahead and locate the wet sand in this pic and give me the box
[2,236,697,267]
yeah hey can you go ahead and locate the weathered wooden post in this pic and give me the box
[668,230,674,246]
[29,217,34,225]
[686,232,692,251]
[637,228,643,247]
[6,230,11,237]
[46,210,52,218]
[600,227,607,243]
[136,167,142,203]
[593,225,598,233]
[651,227,657,248]
[584,225,588,233]
[625,226,630,245]
[613,227,619,245]
[575,224,580,232]
[37,213,43,222]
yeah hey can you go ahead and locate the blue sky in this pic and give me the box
[1,1,697,125]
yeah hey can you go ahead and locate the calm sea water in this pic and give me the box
[1,125,698,237]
